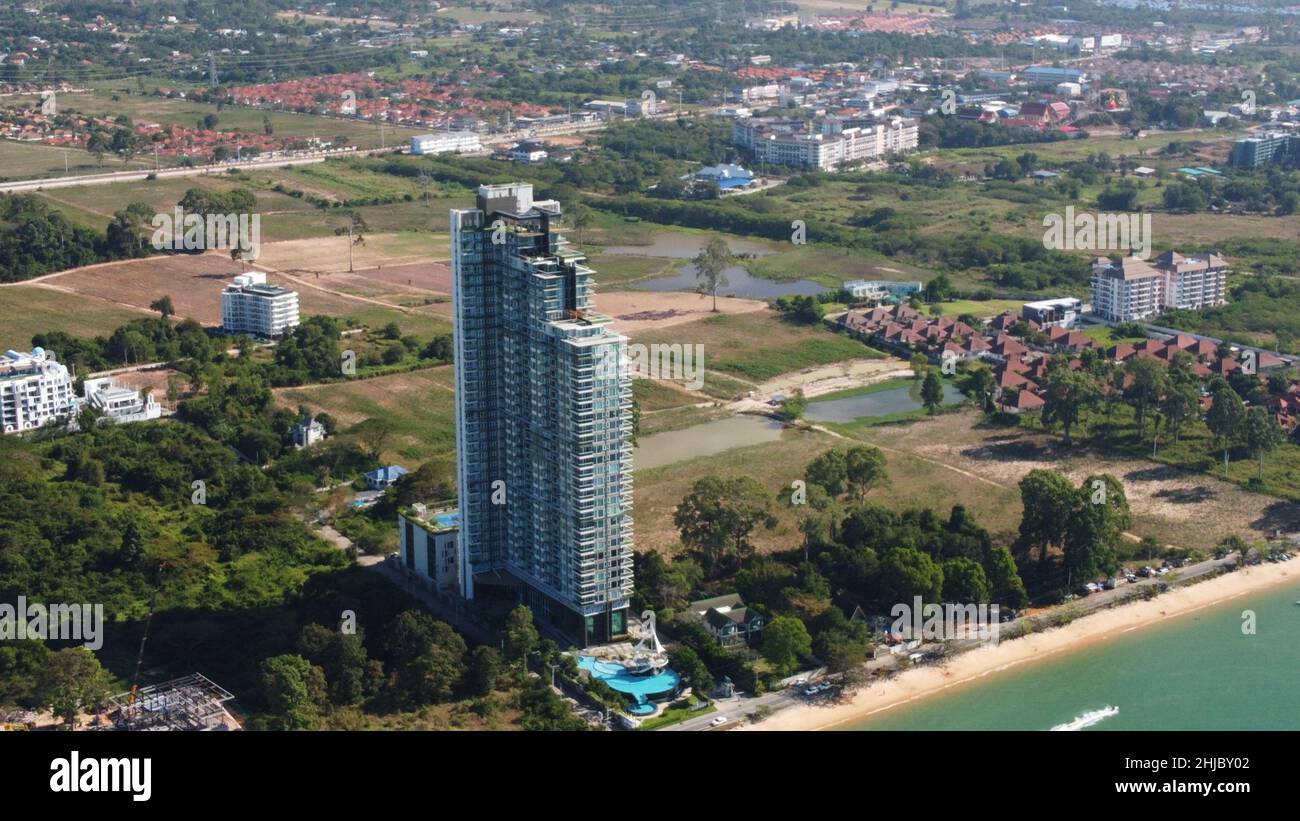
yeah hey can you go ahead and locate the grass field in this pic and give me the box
[274,367,457,464]
[54,91,424,151]
[635,310,878,385]
[0,139,153,180]
[934,298,1024,318]
[0,284,145,347]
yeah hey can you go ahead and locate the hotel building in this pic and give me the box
[451,183,634,645]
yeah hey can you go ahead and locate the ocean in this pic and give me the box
[840,577,1300,731]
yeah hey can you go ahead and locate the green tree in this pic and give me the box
[942,557,991,602]
[1206,379,1246,467]
[1123,356,1169,440]
[1042,364,1099,446]
[1017,469,1077,564]
[985,545,1029,610]
[149,295,175,320]
[1244,406,1283,480]
[844,445,889,500]
[1161,381,1200,443]
[467,646,503,697]
[503,604,539,663]
[691,237,732,312]
[667,645,715,694]
[35,647,113,728]
[921,369,944,415]
[880,547,944,603]
[260,654,327,730]
[760,616,812,674]
[674,475,776,573]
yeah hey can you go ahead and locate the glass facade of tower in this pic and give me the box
[451,184,633,646]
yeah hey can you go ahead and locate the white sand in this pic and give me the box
[744,562,1299,731]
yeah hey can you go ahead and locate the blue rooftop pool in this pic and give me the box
[433,512,459,529]
[577,656,680,708]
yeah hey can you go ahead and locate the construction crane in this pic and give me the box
[127,562,167,706]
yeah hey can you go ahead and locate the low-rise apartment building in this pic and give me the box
[1,348,77,434]
[1090,252,1228,322]
[221,272,300,338]
[733,116,918,170]
[410,131,482,155]
[398,504,460,593]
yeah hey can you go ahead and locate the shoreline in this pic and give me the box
[742,561,1299,731]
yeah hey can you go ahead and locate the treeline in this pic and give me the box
[634,445,1032,692]
[253,604,586,731]
[919,115,1082,150]
[0,195,134,281]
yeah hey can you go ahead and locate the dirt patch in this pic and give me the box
[859,410,1300,552]
[99,366,185,411]
[255,233,449,274]
[593,290,767,338]
[36,253,386,326]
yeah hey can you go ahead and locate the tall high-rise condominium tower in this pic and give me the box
[450,183,633,645]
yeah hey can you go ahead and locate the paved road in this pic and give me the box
[0,148,376,193]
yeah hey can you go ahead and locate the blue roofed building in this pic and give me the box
[692,163,755,190]
[365,465,410,490]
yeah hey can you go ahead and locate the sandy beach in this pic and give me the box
[745,561,1299,731]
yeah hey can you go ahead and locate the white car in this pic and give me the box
[709,715,728,727]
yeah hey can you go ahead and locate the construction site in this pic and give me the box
[106,674,242,732]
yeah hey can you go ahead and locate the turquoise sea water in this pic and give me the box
[840,576,1300,731]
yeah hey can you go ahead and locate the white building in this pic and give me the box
[410,131,481,155]
[734,116,918,170]
[292,416,325,448]
[507,140,548,164]
[1090,253,1228,322]
[1090,257,1164,322]
[1,348,77,434]
[398,504,460,592]
[1022,297,1084,329]
[1154,251,1228,312]
[844,279,923,301]
[82,377,161,424]
[221,272,300,338]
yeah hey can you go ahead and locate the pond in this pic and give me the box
[636,264,827,299]
[600,232,826,299]
[633,415,789,470]
[803,382,965,424]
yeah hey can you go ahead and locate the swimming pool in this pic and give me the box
[577,656,680,709]
[433,512,458,529]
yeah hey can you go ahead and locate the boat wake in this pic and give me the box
[1050,706,1119,731]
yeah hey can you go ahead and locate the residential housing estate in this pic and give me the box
[451,183,634,646]
[1090,252,1228,322]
